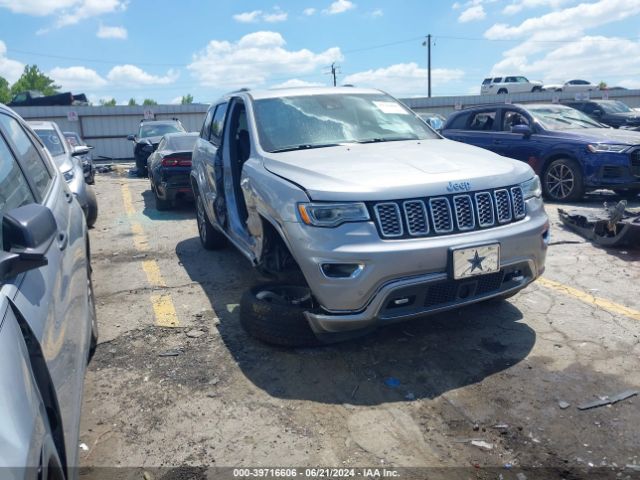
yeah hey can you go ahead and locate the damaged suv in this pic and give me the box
[191,87,549,346]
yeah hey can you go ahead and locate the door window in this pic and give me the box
[502,111,530,131]
[0,115,52,200]
[200,109,214,140]
[210,103,228,146]
[468,111,496,131]
[0,134,36,251]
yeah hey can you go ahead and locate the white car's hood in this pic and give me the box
[263,139,534,201]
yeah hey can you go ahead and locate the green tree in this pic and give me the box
[142,98,158,106]
[180,94,194,104]
[0,76,10,104]
[127,98,137,106]
[99,98,117,106]
[598,81,607,90]
[10,65,60,96]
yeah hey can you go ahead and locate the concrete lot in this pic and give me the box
[79,169,640,478]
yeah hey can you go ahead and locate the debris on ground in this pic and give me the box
[470,440,493,451]
[558,201,640,247]
[578,390,639,410]
[158,349,183,357]
[79,442,89,451]
[558,400,571,409]
[185,329,206,338]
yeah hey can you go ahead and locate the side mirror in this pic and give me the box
[511,124,532,136]
[0,204,57,280]
[72,145,91,156]
[127,134,136,141]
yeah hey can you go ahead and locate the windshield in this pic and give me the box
[167,135,198,151]
[527,106,603,130]
[34,129,66,156]
[600,101,633,114]
[139,123,184,138]
[253,93,439,153]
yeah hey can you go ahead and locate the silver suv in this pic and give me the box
[191,87,549,345]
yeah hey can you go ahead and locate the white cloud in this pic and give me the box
[106,65,179,85]
[0,0,78,15]
[96,24,127,39]
[233,8,287,23]
[324,0,355,15]
[343,63,465,96]
[0,40,25,83]
[170,95,183,105]
[370,8,383,17]
[233,10,262,23]
[458,4,486,22]
[502,0,575,15]
[34,0,127,32]
[271,78,325,89]
[49,66,107,90]
[303,7,316,15]
[485,0,640,39]
[188,31,342,89]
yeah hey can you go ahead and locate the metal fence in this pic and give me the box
[12,104,209,161]
[11,88,640,160]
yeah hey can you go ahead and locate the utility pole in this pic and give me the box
[329,63,339,87]
[422,34,432,98]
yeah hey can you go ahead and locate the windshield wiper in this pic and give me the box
[355,137,416,144]
[269,143,345,153]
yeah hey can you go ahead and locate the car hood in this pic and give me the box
[553,128,640,145]
[50,153,74,173]
[262,139,534,201]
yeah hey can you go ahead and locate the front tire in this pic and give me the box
[543,158,584,201]
[497,88,508,94]
[240,284,320,347]
[196,192,226,250]
[85,185,98,228]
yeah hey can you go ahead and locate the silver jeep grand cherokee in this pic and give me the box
[191,87,549,345]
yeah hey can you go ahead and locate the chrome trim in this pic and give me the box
[374,202,404,237]
[453,194,475,231]
[428,197,454,233]
[402,200,429,236]
[510,186,526,219]
[474,191,495,227]
[494,189,512,224]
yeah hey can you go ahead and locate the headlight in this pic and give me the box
[520,176,542,200]
[587,144,629,153]
[298,202,370,227]
[62,168,75,182]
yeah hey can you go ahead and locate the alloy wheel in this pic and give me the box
[546,163,575,200]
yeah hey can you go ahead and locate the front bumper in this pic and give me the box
[282,197,549,334]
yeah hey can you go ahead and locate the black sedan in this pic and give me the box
[564,100,640,130]
[148,132,198,210]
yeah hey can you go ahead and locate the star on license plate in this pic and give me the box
[452,244,500,280]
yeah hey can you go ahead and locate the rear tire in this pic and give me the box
[240,284,320,347]
[497,88,508,94]
[153,187,172,210]
[85,185,98,228]
[542,158,584,201]
[196,192,226,250]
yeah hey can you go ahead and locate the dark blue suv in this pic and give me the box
[441,103,640,201]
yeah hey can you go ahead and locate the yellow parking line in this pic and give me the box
[150,294,179,327]
[120,182,179,327]
[537,277,640,321]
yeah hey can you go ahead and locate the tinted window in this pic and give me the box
[200,109,214,139]
[210,103,228,145]
[468,111,496,131]
[0,115,52,199]
[482,78,492,85]
[516,76,528,82]
[0,135,36,251]
[505,77,516,83]
[33,128,66,156]
[446,112,470,129]
[502,111,530,131]
[493,77,503,83]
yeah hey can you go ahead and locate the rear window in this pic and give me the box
[168,135,198,151]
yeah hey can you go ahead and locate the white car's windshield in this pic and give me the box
[253,93,439,153]
[34,128,66,156]
[528,106,603,130]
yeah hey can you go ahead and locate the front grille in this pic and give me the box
[631,149,640,177]
[371,186,526,239]
[602,165,625,179]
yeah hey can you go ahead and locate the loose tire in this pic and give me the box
[240,284,320,347]
[85,185,98,228]
[542,158,584,201]
[196,192,226,250]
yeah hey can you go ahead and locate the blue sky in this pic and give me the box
[0,0,639,104]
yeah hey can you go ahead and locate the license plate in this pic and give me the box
[452,244,500,280]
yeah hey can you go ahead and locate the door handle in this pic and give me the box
[64,190,73,203]
[58,232,68,251]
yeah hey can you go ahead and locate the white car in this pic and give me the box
[481,76,543,95]
[545,79,598,93]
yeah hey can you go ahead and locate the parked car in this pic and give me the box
[441,103,640,201]
[481,76,543,95]
[127,118,186,177]
[544,79,597,93]
[417,112,446,131]
[29,121,98,227]
[563,100,640,129]
[8,89,88,107]
[64,131,95,184]
[148,132,198,210]
[191,87,549,346]
[0,104,97,478]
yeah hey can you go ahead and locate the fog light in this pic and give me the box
[321,263,363,278]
